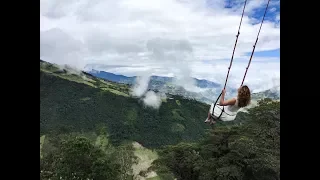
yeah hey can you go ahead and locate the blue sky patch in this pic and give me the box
[246,48,279,57]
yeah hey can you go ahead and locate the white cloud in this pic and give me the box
[189,58,279,92]
[130,73,151,97]
[276,14,280,21]
[245,0,269,13]
[143,91,162,109]
[40,0,280,92]
[269,7,277,13]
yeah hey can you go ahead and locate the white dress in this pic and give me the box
[209,97,241,121]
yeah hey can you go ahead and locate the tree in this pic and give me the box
[152,99,280,180]
[41,136,121,180]
[114,142,137,180]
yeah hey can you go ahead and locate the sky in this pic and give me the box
[40,0,280,93]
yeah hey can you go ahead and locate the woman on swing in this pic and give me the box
[205,85,251,124]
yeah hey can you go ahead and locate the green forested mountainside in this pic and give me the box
[40,98,279,180]
[40,64,213,148]
[151,98,280,180]
[40,60,279,180]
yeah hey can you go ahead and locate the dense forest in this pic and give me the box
[151,98,280,180]
[40,68,214,148]
[40,60,280,180]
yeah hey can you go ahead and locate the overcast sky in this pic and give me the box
[40,0,280,92]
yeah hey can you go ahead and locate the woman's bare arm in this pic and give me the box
[219,89,236,106]
[219,98,236,106]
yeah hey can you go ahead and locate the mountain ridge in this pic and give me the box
[87,69,280,103]
[40,59,279,104]
[87,69,221,89]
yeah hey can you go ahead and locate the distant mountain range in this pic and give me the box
[87,69,280,104]
[40,58,279,106]
[251,86,280,100]
[87,70,221,88]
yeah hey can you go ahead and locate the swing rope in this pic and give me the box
[223,0,247,90]
[211,0,271,121]
[211,0,248,121]
[241,0,271,86]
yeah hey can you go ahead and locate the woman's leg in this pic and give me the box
[204,111,211,123]
[205,111,215,123]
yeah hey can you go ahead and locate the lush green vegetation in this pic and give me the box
[40,63,212,148]
[151,98,280,180]
[40,60,279,180]
[40,131,136,180]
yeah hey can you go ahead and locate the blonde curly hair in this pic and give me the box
[237,85,251,108]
